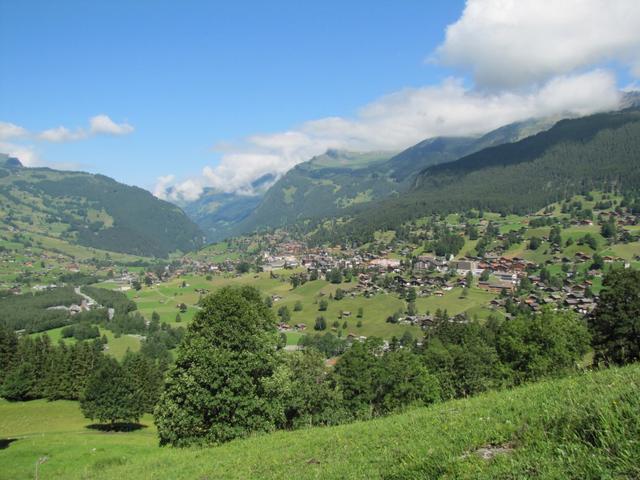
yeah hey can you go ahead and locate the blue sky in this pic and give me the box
[0,0,463,187]
[1,1,639,199]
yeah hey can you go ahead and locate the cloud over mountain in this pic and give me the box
[157,70,621,201]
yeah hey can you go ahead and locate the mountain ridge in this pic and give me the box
[0,158,204,257]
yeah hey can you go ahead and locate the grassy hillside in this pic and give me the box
[0,155,203,257]
[1,363,638,479]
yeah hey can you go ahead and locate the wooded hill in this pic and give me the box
[309,108,640,244]
[224,118,557,239]
[0,155,203,257]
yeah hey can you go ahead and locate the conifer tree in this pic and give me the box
[81,357,144,426]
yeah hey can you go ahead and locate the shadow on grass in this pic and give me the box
[0,438,18,450]
[86,423,147,433]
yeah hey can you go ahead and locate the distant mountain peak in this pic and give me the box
[620,90,640,109]
[0,153,23,168]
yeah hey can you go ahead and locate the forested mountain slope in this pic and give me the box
[0,157,203,257]
[225,118,557,238]
[310,108,640,244]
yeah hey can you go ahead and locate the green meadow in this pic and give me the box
[1,364,638,479]
[106,271,429,341]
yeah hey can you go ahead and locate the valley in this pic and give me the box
[2,64,640,480]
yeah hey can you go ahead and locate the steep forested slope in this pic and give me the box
[310,109,640,244]
[225,118,557,238]
[0,158,203,257]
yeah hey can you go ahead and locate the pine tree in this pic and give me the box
[81,357,144,426]
[123,351,163,413]
[0,325,18,384]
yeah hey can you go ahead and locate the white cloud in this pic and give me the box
[154,174,205,203]
[436,0,640,89]
[1,115,133,169]
[34,115,134,143]
[156,69,622,200]
[0,122,28,141]
[0,142,40,167]
[153,174,176,199]
[89,114,134,135]
[155,0,638,200]
[38,126,87,142]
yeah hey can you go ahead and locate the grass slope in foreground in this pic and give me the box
[1,364,639,479]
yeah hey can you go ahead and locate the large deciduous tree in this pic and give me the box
[590,268,640,366]
[154,286,280,446]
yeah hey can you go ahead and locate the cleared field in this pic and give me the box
[415,286,498,320]
[31,326,141,360]
[121,272,423,340]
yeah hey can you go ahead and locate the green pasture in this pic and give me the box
[1,364,638,479]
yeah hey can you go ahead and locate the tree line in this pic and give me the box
[0,328,163,426]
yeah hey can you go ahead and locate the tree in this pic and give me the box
[375,349,439,414]
[591,253,604,270]
[0,325,18,384]
[497,308,590,383]
[590,268,640,366]
[236,261,251,274]
[151,311,160,322]
[600,219,617,239]
[334,288,345,300]
[277,305,291,323]
[331,341,380,418]
[1,362,36,401]
[357,307,364,318]
[81,357,144,426]
[549,226,562,246]
[480,269,490,282]
[465,271,473,287]
[263,349,346,429]
[155,286,280,446]
[293,301,303,312]
[329,269,343,284]
[318,299,328,311]
[122,352,163,413]
[406,287,417,303]
[132,280,142,291]
[314,316,327,331]
[528,236,541,250]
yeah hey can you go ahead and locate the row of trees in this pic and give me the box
[0,327,164,426]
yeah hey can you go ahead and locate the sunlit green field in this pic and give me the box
[31,327,141,361]
[101,271,425,340]
[1,364,638,479]
[415,286,498,320]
